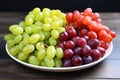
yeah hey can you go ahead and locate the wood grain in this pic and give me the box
[0,12,120,80]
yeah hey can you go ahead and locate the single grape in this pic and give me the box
[44,56,55,67]
[18,52,29,61]
[72,55,82,66]
[29,55,39,66]
[56,47,64,58]
[4,34,14,41]
[91,49,101,61]
[42,24,51,31]
[88,39,100,49]
[22,44,35,54]
[62,59,72,67]
[29,33,40,44]
[64,49,74,59]
[49,37,57,46]
[14,35,22,44]
[65,40,75,49]
[51,29,59,39]
[54,58,62,67]
[10,45,19,56]
[74,47,82,56]
[37,49,46,60]
[66,26,76,39]
[82,56,93,64]
[47,46,56,59]
[59,32,68,41]
[82,45,91,57]
[76,38,87,47]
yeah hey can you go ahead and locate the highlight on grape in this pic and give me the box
[4,7,116,67]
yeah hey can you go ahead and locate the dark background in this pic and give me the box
[0,0,120,12]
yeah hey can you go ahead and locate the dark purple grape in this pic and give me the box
[59,32,68,41]
[64,49,74,59]
[63,59,72,67]
[82,56,93,64]
[88,39,100,49]
[57,41,66,50]
[74,47,82,56]
[82,45,91,57]
[72,55,82,66]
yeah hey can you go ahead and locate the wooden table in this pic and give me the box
[0,12,120,80]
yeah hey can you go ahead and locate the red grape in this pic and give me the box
[76,38,87,47]
[59,32,68,41]
[72,55,82,66]
[64,49,74,59]
[88,39,100,49]
[74,47,82,56]
[65,40,75,49]
[82,45,91,57]
[91,49,101,61]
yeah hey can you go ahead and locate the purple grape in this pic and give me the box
[72,55,83,66]
[88,39,100,49]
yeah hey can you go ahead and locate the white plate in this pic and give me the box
[6,42,113,72]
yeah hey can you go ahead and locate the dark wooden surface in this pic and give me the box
[0,12,120,80]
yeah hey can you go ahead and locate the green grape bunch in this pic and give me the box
[4,7,66,67]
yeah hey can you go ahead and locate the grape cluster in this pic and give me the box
[58,8,116,67]
[4,7,66,67]
[4,7,116,68]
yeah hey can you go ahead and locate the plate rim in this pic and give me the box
[5,42,113,72]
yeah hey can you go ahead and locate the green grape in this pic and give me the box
[42,24,51,31]
[44,56,54,67]
[43,17,52,24]
[18,52,29,61]
[37,49,46,60]
[57,19,63,27]
[14,35,22,44]
[55,10,62,17]
[32,26,42,33]
[10,45,19,56]
[34,21,43,26]
[39,31,45,41]
[50,10,56,17]
[47,46,56,59]
[42,11,50,17]
[18,42,24,51]
[12,27,23,35]
[34,12,43,21]
[7,39,15,47]
[36,42,45,50]
[51,16,59,22]
[49,37,57,46]
[44,31,50,40]
[29,55,39,66]
[4,34,14,41]
[23,32,29,38]
[54,57,62,67]
[56,47,64,58]
[40,60,46,66]
[22,44,35,54]
[32,7,41,15]
[9,24,19,32]
[25,17,33,26]
[57,27,65,33]
[51,29,59,39]
[51,21,59,29]
[19,21,26,29]
[29,34,40,44]
[25,27,32,34]
[28,11,34,19]
[23,38,29,45]
[42,8,50,12]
